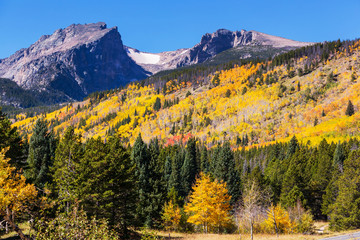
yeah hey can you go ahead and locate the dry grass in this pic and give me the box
[155,225,360,240]
[0,222,31,240]
[3,221,360,240]
[156,231,324,240]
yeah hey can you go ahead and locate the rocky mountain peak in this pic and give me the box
[0,22,148,102]
[128,28,313,74]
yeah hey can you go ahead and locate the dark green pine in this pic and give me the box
[286,135,299,159]
[52,126,84,205]
[24,118,57,189]
[0,108,26,170]
[181,138,198,196]
[131,133,151,226]
[345,100,355,116]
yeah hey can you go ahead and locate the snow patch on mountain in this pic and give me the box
[126,48,160,64]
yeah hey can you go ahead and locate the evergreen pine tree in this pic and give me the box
[105,137,137,235]
[131,133,151,226]
[76,136,138,236]
[147,138,166,228]
[77,137,107,217]
[170,123,176,135]
[286,135,299,159]
[25,118,57,189]
[242,134,249,146]
[329,149,360,230]
[52,127,84,209]
[0,108,26,170]
[199,145,209,173]
[164,155,172,191]
[169,148,183,197]
[314,117,318,126]
[280,149,307,208]
[153,97,162,111]
[345,100,355,116]
[236,136,242,146]
[333,142,345,172]
[212,141,241,204]
[181,138,198,196]
[308,139,333,219]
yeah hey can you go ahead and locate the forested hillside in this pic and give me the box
[12,39,360,148]
[1,38,360,239]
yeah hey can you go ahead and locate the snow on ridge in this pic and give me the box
[127,48,160,64]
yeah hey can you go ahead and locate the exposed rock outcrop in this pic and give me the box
[0,22,149,101]
[127,29,312,74]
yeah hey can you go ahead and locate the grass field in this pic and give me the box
[2,221,360,240]
[156,232,322,240]
[155,230,360,240]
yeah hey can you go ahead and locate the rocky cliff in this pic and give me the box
[0,22,149,101]
[127,29,313,74]
[0,23,313,106]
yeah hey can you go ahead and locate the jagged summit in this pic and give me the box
[0,22,148,102]
[127,28,313,74]
[29,22,113,54]
[0,23,313,106]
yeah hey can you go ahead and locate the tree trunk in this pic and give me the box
[274,218,279,238]
[4,208,29,240]
[272,207,279,238]
[250,219,253,240]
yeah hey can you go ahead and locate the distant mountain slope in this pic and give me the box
[126,29,313,74]
[12,40,360,147]
[0,22,149,102]
[0,22,313,108]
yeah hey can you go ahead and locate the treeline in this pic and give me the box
[0,78,72,116]
[272,39,359,67]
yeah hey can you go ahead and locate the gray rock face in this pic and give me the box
[0,23,313,106]
[179,29,252,66]
[127,29,313,74]
[0,22,149,101]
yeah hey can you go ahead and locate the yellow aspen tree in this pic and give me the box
[162,199,181,231]
[184,172,231,233]
[264,204,296,235]
[0,148,37,240]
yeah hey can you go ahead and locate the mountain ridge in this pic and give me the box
[0,22,313,107]
[11,39,360,147]
[0,22,149,102]
[126,28,313,74]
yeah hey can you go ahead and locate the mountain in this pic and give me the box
[0,22,149,102]
[126,29,312,74]
[12,39,360,147]
[0,22,312,108]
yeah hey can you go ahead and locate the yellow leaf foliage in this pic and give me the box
[0,148,37,213]
[162,200,181,231]
[263,204,296,234]
[184,172,232,233]
[11,40,360,149]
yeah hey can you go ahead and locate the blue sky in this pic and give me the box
[0,0,360,59]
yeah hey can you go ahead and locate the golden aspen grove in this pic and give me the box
[0,149,37,240]
[11,40,360,148]
[2,27,360,239]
